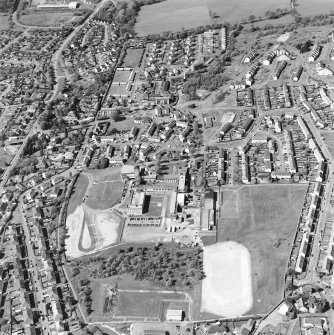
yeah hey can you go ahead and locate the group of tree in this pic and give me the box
[22,133,49,157]
[295,40,313,54]
[0,0,19,12]
[81,325,106,335]
[71,244,205,289]
[94,0,164,34]
[96,157,109,169]
[10,156,39,176]
[78,279,93,315]
[284,284,330,316]
[183,60,230,97]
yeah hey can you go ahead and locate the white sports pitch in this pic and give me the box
[201,241,253,317]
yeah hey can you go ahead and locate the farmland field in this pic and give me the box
[135,0,334,36]
[217,184,307,315]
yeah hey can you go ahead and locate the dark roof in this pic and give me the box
[208,325,227,334]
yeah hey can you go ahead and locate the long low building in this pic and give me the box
[37,1,78,9]
[297,116,311,140]
[295,233,310,273]
[166,309,183,321]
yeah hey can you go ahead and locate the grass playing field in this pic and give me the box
[86,181,124,210]
[19,12,75,27]
[86,167,124,210]
[122,48,144,68]
[71,271,189,322]
[217,184,307,315]
[115,291,188,320]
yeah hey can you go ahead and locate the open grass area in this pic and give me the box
[217,184,307,315]
[122,48,144,68]
[0,15,11,29]
[322,131,334,158]
[67,174,89,215]
[19,12,75,27]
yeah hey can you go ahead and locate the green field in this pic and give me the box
[67,174,89,215]
[135,0,334,36]
[218,184,307,315]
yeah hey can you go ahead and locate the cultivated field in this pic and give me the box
[135,0,334,36]
[135,0,211,36]
[201,241,252,318]
[19,12,75,27]
[296,0,334,16]
[122,48,144,68]
[217,184,307,315]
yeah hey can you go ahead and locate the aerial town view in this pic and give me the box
[4,0,334,334]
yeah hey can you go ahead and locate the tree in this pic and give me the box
[248,15,256,22]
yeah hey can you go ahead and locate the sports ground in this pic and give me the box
[214,184,307,315]
[201,241,252,318]
[65,167,124,258]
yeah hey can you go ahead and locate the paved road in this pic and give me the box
[18,199,52,333]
